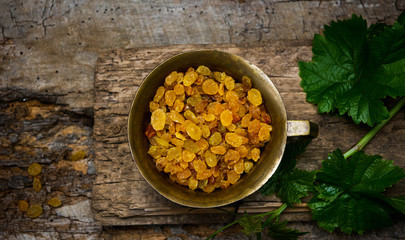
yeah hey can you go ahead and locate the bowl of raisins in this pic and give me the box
[128,50,306,208]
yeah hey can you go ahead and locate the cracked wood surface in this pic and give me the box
[1,0,402,109]
[1,0,404,239]
[92,42,405,227]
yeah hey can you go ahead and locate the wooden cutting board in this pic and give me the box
[91,41,405,226]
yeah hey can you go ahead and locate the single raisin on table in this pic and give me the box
[27,205,43,219]
[48,198,62,208]
[28,163,41,176]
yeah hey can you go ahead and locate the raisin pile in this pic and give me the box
[145,66,272,193]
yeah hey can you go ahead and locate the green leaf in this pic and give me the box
[261,140,316,205]
[299,14,405,126]
[276,169,317,205]
[382,195,405,214]
[238,212,263,236]
[265,219,308,240]
[308,150,405,234]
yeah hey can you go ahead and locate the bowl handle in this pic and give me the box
[287,120,318,139]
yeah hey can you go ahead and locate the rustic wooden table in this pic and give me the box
[1,1,404,239]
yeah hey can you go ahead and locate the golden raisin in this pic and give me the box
[149,101,160,112]
[258,124,272,142]
[208,132,222,146]
[28,163,42,176]
[207,102,223,116]
[247,88,263,107]
[183,71,199,86]
[27,205,43,219]
[187,96,201,107]
[226,123,236,132]
[173,99,185,112]
[169,110,185,124]
[248,132,260,145]
[242,76,252,91]
[248,119,262,133]
[234,160,245,174]
[201,125,211,138]
[249,105,261,119]
[237,145,249,158]
[174,84,185,95]
[225,91,239,103]
[151,109,166,131]
[225,133,243,148]
[234,128,246,137]
[220,180,230,189]
[167,147,182,161]
[176,72,184,83]
[145,125,157,138]
[224,76,235,90]
[148,145,161,159]
[185,86,194,95]
[210,145,227,155]
[188,178,199,190]
[220,110,233,127]
[244,161,254,173]
[177,168,192,180]
[202,113,216,122]
[202,184,216,193]
[229,100,240,113]
[224,149,240,164]
[261,112,271,124]
[218,83,225,96]
[251,148,261,162]
[175,132,186,140]
[196,65,212,76]
[227,170,240,184]
[202,79,219,95]
[33,177,42,192]
[71,150,87,161]
[193,160,207,172]
[156,157,168,171]
[182,150,196,162]
[18,200,29,212]
[195,100,208,113]
[165,71,178,86]
[196,138,209,152]
[184,110,198,123]
[48,198,62,208]
[155,137,170,148]
[204,150,218,168]
[241,113,252,128]
[197,169,212,180]
[214,71,226,82]
[184,140,200,153]
[238,105,247,117]
[153,86,166,102]
[247,88,262,107]
[186,122,202,141]
[165,90,176,106]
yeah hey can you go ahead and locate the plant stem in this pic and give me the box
[343,97,405,159]
[206,203,288,240]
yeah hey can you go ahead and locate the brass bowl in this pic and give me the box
[128,50,287,208]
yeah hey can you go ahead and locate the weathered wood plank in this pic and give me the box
[92,42,405,226]
[0,100,101,236]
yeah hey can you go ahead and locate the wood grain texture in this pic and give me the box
[0,100,101,238]
[1,0,402,109]
[92,42,405,226]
